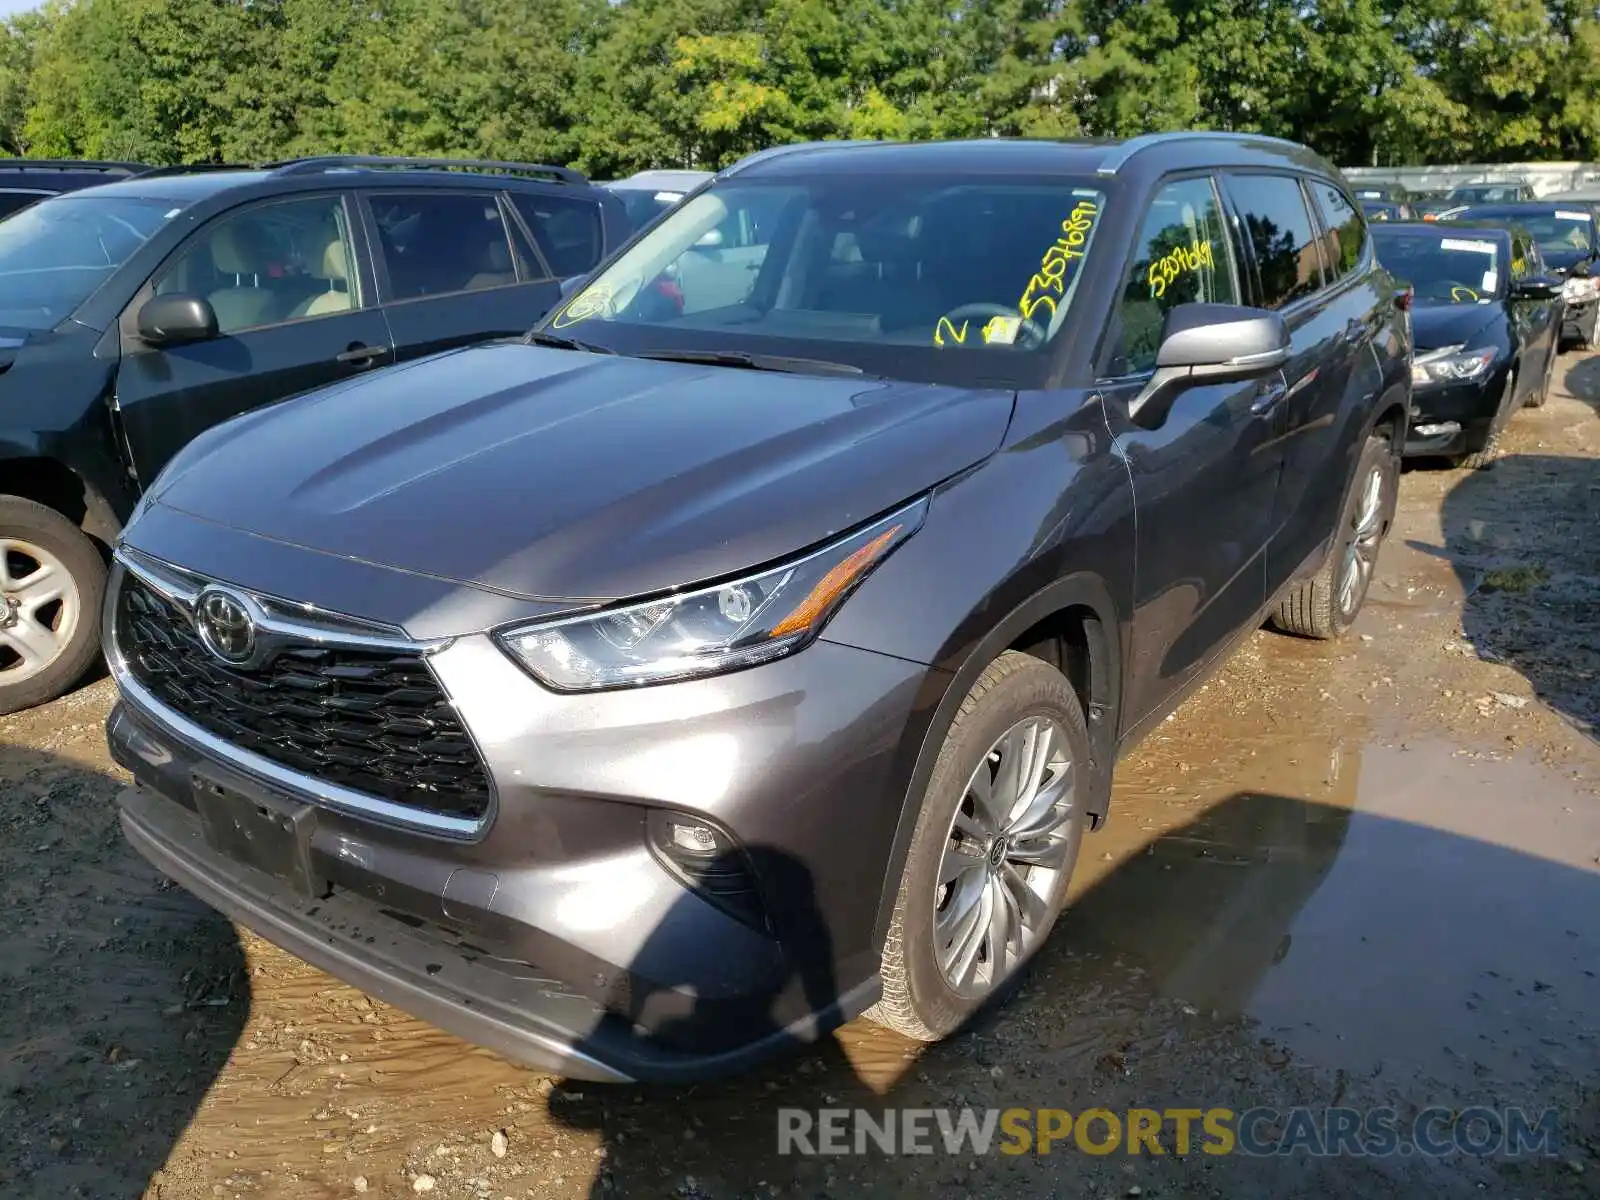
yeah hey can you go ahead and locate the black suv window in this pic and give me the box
[153,195,357,335]
[1230,174,1324,308]
[370,192,516,300]
[1310,181,1364,280]
[510,193,602,279]
[1111,176,1239,375]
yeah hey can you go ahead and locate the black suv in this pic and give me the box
[0,155,627,713]
[108,134,1411,1082]
[0,158,148,219]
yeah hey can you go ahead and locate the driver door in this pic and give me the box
[1102,174,1286,732]
[1508,231,1557,404]
[113,192,393,483]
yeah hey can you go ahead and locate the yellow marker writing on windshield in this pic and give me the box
[1147,239,1214,300]
[934,316,969,347]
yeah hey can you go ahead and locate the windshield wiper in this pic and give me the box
[633,348,868,377]
[525,330,615,354]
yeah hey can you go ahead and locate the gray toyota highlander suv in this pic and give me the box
[105,133,1411,1082]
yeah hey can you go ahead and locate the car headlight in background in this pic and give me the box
[1411,344,1496,386]
[499,498,929,690]
[1562,275,1599,303]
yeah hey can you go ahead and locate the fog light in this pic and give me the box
[667,819,719,855]
[646,809,769,933]
[1414,421,1462,437]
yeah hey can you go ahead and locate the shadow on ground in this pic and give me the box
[546,779,1599,1198]
[0,743,248,1198]
[1562,356,1600,412]
[1408,452,1599,739]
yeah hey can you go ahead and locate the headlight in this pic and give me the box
[1411,344,1496,386]
[1563,276,1598,302]
[499,499,928,691]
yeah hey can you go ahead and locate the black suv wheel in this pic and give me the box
[0,497,106,715]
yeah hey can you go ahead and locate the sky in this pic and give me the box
[0,0,36,17]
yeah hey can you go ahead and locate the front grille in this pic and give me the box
[116,576,491,823]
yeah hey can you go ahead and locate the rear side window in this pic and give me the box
[1229,174,1324,308]
[1109,175,1239,375]
[511,193,603,278]
[1310,181,1365,280]
[369,192,516,300]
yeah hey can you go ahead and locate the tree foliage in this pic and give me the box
[3,0,1598,171]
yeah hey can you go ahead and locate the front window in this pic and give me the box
[1371,231,1502,304]
[544,175,1110,385]
[0,195,177,329]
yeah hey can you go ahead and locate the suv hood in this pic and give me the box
[1409,303,1500,352]
[151,343,1014,604]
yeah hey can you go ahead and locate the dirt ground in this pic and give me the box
[3,359,1598,1199]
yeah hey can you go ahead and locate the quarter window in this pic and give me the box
[370,192,517,300]
[1230,174,1324,309]
[1310,181,1365,280]
[1110,176,1239,375]
[510,193,603,279]
[152,195,357,335]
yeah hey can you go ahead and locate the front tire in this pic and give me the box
[0,496,106,716]
[1456,369,1516,468]
[866,651,1089,1042]
[1271,432,1397,640]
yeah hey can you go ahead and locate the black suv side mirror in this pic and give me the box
[1569,259,1592,278]
[558,274,590,299]
[1127,303,1291,426]
[136,294,219,346]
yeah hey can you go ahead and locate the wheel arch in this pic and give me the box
[0,445,123,550]
[871,572,1123,948]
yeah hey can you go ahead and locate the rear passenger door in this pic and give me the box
[1222,172,1369,595]
[1102,174,1283,730]
[361,189,558,362]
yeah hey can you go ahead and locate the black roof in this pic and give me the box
[726,131,1334,182]
[1453,201,1595,219]
[1368,221,1513,241]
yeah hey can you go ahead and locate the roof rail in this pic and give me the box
[266,155,586,185]
[1095,130,1309,177]
[0,158,146,174]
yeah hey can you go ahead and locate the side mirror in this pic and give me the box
[558,274,590,299]
[1128,303,1290,426]
[1569,259,1592,278]
[695,228,724,249]
[136,294,218,346]
[1511,276,1562,300]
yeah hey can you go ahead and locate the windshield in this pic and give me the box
[613,187,684,233]
[1372,231,1502,304]
[1450,185,1524,203]
[1478,208,1595,266]
[0,195,176,328]
[543,176,1110,385]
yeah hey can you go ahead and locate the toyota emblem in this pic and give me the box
[194,588,257,666]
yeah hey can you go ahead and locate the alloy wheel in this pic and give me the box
[1338,463,1386,618]
[933,715,1076,997]
[0,538,80,684]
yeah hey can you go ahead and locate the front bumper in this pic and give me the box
[1561,298,1598,347]
[106,554,936,1082]
[1403,376,1500,457]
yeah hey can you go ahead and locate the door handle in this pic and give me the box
[1342,318,1367,345]
[1250,380,1288,415]
[336,343,385,367]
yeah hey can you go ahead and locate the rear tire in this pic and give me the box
[0,496,106,716]
[866,651,1089,1042]
[1271,432,1397,640]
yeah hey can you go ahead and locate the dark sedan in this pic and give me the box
[1371,222,1562,466]
[1446,202,1600,348]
